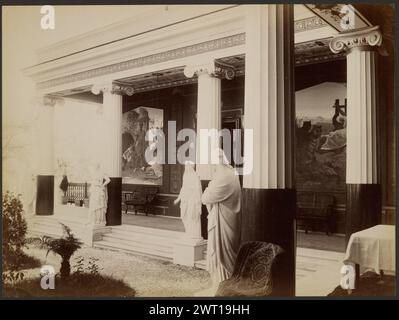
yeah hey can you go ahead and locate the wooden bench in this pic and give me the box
[297,192,335,235]
[124,186,159,216]
[65,182,90,207]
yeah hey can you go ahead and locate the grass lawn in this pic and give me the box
[3,251,42,272]
[3,273,136,298]
[3,244,210,297]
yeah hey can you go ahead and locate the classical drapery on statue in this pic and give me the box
[88,164,111,227]
[202,149,242,288]
[174,162,203,241]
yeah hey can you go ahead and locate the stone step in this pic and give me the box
[101,234,174,254]
[32,219,84,230]
[102,232,176,248]
[28,224,87,240]
[111,225,183,240]
[27,216,88,241]
[94,240,173,260]
[32,219,85,232]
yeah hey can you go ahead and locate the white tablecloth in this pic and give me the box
[344,225,396,274]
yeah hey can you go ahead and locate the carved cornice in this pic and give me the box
[329,25,382,54]
[91,83,134,96]
[184,60,235,80]
[37,33,245,90]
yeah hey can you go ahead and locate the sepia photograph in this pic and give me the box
[1,3,396,300]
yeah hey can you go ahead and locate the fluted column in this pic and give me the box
[35,96,61,215]
[92,82,132,225]
[241,4,295,296]
[103,90,123,177]
[330,26,383,243]
[184,61,235,239]
[184,63,222,181]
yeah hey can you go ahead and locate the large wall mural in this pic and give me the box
[122,107,164,185]
[295,82,347,192]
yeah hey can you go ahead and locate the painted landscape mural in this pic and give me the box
[295,82,347,192]
[122,107,164,185]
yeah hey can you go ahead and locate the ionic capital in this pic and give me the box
[329,25,382,54]
[184,60,235,80]
[91,82,134,96]
[42,95,64,107]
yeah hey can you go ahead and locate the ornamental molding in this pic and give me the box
[295,16,327,33]
[37,33,245,90]
[91,83,134,96]
[329,25,382,54]
[184,60,235,80]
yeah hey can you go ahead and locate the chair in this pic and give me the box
[297,192,335,235]
[215,241,284,297]
[124,187,158,216]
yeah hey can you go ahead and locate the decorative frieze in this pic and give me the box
[37,33,245,89]
[329,25,382,54]
[295,16,327,33]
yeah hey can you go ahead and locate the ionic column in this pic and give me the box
[35,96,60,215]
[184,63,222,181]
[330,26,383,243]
[184,61,235,239]
[242,4,295,296]
[92,82,133,226]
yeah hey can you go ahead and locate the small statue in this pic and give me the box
[174,161,203,241]
[88,164,110,227]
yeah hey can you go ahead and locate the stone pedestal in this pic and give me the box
[83,225,111,246]
[173,238,207,267]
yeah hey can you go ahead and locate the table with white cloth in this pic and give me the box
[344,224,396,283]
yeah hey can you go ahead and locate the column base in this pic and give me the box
[346,184,381,244]
[36,175,54,215]
[106,177,122,226]
[241,188,296,296]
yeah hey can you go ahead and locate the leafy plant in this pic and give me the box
[87,257,102,276]
[72,256,103,276]
[2,192,27,270]
[34,224,83,280]
[2,270,25,285]
[72,256,85,275]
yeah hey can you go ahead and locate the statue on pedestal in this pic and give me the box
[174,161,202,241]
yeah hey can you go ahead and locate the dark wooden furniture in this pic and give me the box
[124,186,159,216]
[297,192,335,235]
[66,182,89,206]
